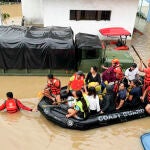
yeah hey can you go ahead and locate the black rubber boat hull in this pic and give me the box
[38,97,148,130]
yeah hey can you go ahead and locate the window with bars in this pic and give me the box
[70,10,111,21]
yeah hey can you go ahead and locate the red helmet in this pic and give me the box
[112,58,120,64]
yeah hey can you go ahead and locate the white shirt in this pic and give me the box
[85,95,100,112]
[125,67,139,81]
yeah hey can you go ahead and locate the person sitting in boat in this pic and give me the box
[140,86,150,114]
[139,59,150,92]
[85,66,101,92]
[123,79,142,109]
[100,85,115,114]
[66,90,89,120]
[125,63,139,82]
[102,58,123,83]
[67,71,86,97]
[43,74,61,103]
[0,92,34,113]
[116,83,127,110]
[82,87,100,115]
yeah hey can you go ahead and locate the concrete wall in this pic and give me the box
[43,0,139,37]
[21,0,43,25]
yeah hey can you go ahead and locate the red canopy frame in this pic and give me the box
[99,27,131,46]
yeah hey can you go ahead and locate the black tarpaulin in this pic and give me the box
[75,33,101,65]
[0,25,75,69]
[0,26,26,69]
[75,33,101,49]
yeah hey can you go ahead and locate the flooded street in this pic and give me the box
[0,4,150,150]
[0,75,149,150]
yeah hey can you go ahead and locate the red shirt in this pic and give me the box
[0,99,32,113]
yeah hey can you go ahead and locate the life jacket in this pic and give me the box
[144,67,150,84]
[71,74,84,91]
[147,86,150,102]
[5,99,19,113]
[88,82,101,92]
[114,65,123,80]
[47,78,61,95]
[74,98,89,118]
[113,83,119,93]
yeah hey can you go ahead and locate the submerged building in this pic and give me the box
[21,0,139,36]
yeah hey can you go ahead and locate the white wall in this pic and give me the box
[21,0,43,24]
[43,0,139,37]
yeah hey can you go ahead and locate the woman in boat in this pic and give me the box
[116,83,127,110]
[83,87,100,115]
[141,86,150,114]
[123,79,142,109]
[100,85,116,114]
[85,66,101,91]
[66,90,89,120]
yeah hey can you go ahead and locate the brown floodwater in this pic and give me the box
[0,4,150,150]
[0,75,149,150]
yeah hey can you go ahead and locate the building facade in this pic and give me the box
[22,0,139,37]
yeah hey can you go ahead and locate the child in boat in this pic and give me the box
[83,87,100,115]
[141,86,150,114]
[116,83,127,110]
[66,90,89,120]
[0,92,34,113]
[43,74,61,103]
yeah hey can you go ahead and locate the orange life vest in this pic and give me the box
[47,78,61,95]
[71,74,84,91]
[114,66,123,80]
[6,99,18,113]
[144,67,150,83]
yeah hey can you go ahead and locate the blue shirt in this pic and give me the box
[118,89,127,100]
[129,86,142,105]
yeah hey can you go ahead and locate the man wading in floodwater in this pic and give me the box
[0,92,36,113]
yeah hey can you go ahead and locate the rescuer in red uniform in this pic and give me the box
[139,59,150,92]
[0,92,34,113]
[43,74,61,103]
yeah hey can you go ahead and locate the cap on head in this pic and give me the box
[76,70,83,75]
[131,63,137,68]
[112,58,119,64]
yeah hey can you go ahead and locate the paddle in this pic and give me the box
[131,45,147,68]
[37,91,44,99]
[42,99,74,108]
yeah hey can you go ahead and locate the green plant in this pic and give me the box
[1,12,10,24]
